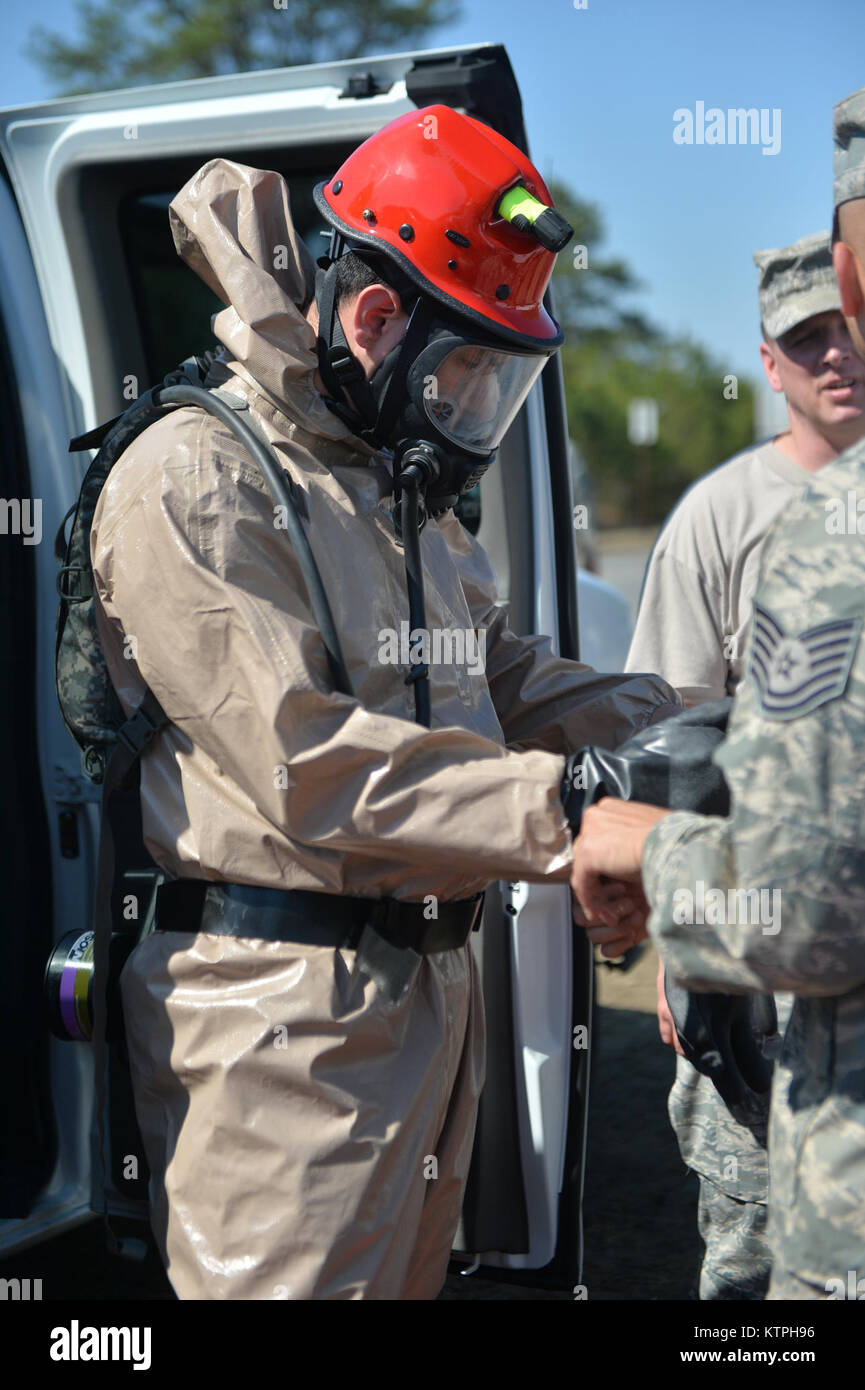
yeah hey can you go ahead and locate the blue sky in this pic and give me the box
[2,0,864,414]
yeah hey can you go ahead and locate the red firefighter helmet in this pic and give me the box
[313,105,570,349]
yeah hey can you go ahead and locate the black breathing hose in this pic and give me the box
[397,444,440,729]
[400,475,431,728]
[156,391,439,731]
[154,384,353,699]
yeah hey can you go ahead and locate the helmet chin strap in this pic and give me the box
[314,267,445,726]
[314,262,380,436]
[314,264,435,451]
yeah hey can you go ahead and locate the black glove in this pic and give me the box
[561,697,732,833]
[561,696,779,1113]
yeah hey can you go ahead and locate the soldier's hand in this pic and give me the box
[572,881,648,958]
[656,956,685,1055]
[570,798,670,938]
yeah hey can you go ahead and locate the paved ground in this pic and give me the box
[580,945,701,1300]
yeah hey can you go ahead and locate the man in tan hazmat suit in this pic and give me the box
[91,106,680,1299]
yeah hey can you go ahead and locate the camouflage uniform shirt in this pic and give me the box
[642,434,865,1299]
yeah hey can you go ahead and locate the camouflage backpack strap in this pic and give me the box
[54,350,221,784]
[55,387,170,782]
[56,353,219,1245]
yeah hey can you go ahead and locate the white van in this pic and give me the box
[0,41,633,1290]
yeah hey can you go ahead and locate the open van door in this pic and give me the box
[0,41,591,1287]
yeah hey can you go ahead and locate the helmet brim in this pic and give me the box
[313,182,564,352]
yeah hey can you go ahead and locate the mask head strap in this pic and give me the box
[314,262,379,434]
[315,256,437,449]
[366,295,431,448]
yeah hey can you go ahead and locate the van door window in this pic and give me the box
[118,174,326,385]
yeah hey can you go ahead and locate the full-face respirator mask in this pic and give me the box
[313,244,552,520]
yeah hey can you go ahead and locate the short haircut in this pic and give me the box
[333,249,417,312]
[333,250,382,307]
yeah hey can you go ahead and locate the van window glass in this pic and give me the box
[118,174,325,385]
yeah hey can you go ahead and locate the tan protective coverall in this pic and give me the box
[91,158,680,1299]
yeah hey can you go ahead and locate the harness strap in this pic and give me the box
[315,262,380,429]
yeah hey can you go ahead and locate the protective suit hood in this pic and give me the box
[169,158,368,445]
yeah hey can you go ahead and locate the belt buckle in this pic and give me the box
[442,892,483,950]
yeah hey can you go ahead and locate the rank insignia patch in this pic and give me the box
[749,603,862,720]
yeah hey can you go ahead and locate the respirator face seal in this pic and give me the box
[377,313,552,511]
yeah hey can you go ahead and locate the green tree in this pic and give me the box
[563,335,755,527]
[27,0,460,96]
[547,179,756,526]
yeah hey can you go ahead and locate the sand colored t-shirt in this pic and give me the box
[625,440,814,703]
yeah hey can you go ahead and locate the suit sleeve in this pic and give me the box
[437,510,682,756]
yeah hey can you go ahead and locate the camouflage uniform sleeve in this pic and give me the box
[641,457,865,997]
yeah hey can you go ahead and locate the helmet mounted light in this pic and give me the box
[312,106,572,503]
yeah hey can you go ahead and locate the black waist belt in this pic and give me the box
[155,879,483,954]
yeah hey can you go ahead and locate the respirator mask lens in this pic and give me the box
[422,342,548,455]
